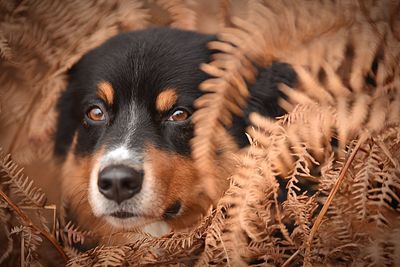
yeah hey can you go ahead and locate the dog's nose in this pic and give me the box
[98,165,143,204]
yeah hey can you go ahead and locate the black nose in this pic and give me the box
[98,165,144,204]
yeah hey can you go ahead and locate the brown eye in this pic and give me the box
[168,109,190,122]
[86,106,105,122]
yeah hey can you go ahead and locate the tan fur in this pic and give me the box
[155,88,178,112]
[60,137,114,239]
[97,81,114,105]
[145,145,215,230]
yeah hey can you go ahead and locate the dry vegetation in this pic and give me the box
[1,0,400,266]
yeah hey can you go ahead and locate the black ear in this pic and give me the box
[54,70,82,158]
[228,61,297,147]
[246,61,297,118]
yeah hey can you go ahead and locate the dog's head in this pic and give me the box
[54,27,296,238]
[55,28,226,236]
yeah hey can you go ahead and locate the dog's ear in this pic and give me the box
[246,61,297,118]
[54,68,82,158]
[228,62,297,147]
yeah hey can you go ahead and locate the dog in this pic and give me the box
[54,27,296,241]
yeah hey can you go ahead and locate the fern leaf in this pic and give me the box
[0,32,11,60]
[11,225,43,266]
[63,246,82,261]
[0,149,46,207]
[58,221,95,247]
[92,247,126,267]
[155,0,196,30]
[390,226,400,266]
[363,238,390,266]
[0,206,13,264]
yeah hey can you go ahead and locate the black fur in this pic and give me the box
[55,27,297,160]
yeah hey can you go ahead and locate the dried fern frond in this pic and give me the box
[68,217,210,266]
[149,0,244,34]
[0,31,11,60]
[247,113,399,265]
[0,148,69,263]
[191,0,400,210]
[56,220,96,249]
[0,201,13,265]
[10,225,43,266]
[153,0,196,30]
[192,0,356,201]
[67,208,214,265]
[196,177,247,266]
[0,149,46,207]
[192,29,256,200]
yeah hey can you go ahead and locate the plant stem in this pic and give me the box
[0,189,68,263]
[303,133,368,265]
[282,250,300,267]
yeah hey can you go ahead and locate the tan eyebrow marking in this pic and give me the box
[156,88,178,112]
[97,81,114,105]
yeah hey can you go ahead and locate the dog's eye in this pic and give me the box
[86,106,105,122]
[168,109,190,122]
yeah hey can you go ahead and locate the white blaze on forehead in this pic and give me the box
[100,102,141,158]
[99,145,144,171]
[126,102,140,144]
[101,146,131,162]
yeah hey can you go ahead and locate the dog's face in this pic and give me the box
[55,28,226,236]
[55,28,296,238]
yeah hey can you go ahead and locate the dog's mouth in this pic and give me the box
[110,211,136,219]
[108,201,181,220]
[162,201,181,219]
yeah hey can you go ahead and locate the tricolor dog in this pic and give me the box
[54,28,296,239]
